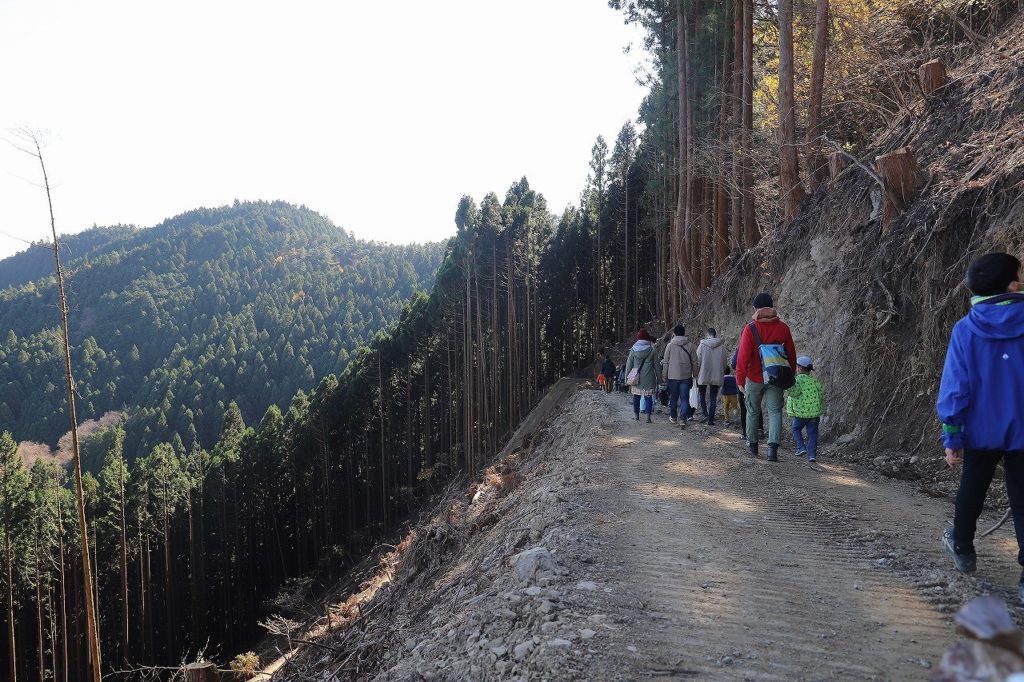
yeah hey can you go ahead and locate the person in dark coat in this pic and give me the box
[600,354,616,394]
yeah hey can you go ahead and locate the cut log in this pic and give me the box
[184,662,220,682]
[935,639,1024,681]
[918,59,947,97]
[875,146,923,230]
[829,151,849,180]
[955,596,1024,656]
[933,597,1024,680]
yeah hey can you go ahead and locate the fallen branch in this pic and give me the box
[874,276,897,329]
[286,637,346,655]
[822,135,887,191]
[963,152,992,184]
[980,508,1012,538]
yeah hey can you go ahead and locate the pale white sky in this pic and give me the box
[0,0,648,259]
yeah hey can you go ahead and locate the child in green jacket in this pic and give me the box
[787,356,824,461]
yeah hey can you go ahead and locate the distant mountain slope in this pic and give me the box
[0,224,137,290]
[0,200,446,455]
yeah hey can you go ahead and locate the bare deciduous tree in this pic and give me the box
[11,128,104,682]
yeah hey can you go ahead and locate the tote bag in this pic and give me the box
[626,354,647,386]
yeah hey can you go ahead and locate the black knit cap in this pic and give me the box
[966,252,1021,296]
[752,292,773,309]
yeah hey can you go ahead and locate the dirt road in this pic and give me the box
[284,384,1022,680]
[582,389,1022,680]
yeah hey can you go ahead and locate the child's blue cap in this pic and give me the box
[797,356,814,370]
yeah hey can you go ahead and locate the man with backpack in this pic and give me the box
[938,252,1024,599]
[735,293,797,461]
[662,324,699,428]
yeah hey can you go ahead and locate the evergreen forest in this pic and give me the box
[1,0,1017,679]
[0,200,444,458]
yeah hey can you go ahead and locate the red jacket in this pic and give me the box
[735,309,797,389]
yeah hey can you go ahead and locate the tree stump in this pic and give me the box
[184,662,220,682]
[918,59,947,97]
[875,147,923,230]
[829,151,849,181]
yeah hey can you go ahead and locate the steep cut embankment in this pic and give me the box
[264,382,1016,680]
[689,11,1024,481]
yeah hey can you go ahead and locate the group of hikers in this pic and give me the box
[603,291,825,462]
[600,252,1024,602]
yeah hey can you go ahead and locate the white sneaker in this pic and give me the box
[669,416,677,424]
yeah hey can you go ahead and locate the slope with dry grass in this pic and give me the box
[689,9,1024,482]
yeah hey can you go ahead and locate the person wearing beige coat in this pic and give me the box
[696,328,728,425]
[661,325,699,426]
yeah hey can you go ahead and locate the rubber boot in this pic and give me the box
[767,443,779,462]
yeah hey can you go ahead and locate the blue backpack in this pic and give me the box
[748,322,795,389]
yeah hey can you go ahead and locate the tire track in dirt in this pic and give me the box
[582,390,1023,680]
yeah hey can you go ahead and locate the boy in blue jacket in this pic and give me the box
[939,252,1024,600]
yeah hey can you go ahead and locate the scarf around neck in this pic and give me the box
[752,307,779,323]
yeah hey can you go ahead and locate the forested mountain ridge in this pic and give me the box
[0,225,138,291]
[0,200,445,454]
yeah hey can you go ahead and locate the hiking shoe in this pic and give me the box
[767,444,779,462]
[942,528,976,574]
[747,442,758,457]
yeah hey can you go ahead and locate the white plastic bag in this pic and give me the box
[689,383,701,409]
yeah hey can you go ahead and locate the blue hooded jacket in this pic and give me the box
[937,293,1024,451]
